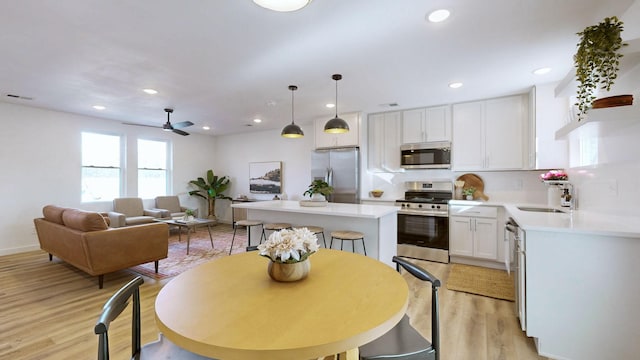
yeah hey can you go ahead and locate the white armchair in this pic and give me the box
[108,197,165,227]
[155,196,198,219]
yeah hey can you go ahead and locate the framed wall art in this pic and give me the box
[249,161,282,194]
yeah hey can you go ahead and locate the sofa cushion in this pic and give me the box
[62,209,108,232]
[43,205,66,225]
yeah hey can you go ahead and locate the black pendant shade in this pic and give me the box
[324,74,349,134]
[281,85,304,138]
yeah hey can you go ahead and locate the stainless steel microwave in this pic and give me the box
[400,142,451,169]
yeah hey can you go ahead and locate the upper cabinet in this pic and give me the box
[314,112,360,149]
[528,84,569,169]
[401,106,451,144]
[452,95,528,171]
[367,111,403,172]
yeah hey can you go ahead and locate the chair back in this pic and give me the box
[393,256,441,360]
[155,196,181,213]
[113,198,144,217]
[94,276,144,360]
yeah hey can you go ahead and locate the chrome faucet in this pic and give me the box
[560,183,577,210]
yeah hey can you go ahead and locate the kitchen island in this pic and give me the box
[231,200,398,267]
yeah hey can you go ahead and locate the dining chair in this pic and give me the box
[358,256,441,360]
[94,276,214,360]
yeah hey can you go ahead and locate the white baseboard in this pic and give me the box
[0,244,41,256]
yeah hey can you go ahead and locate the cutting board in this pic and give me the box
[456,173,489,201]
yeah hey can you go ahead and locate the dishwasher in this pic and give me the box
[505,217,526,332]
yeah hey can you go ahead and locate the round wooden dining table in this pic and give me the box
[155,248,409,360]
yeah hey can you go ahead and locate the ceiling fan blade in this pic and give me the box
[172,121,194,129]
[122,122,161,129]
[172,129,190,136]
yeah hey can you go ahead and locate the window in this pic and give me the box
[81,132,121,202]
[138,139,169,198]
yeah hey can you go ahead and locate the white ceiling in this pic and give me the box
[0,0,636,136]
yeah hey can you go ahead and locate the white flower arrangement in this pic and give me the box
[258,227,320,264]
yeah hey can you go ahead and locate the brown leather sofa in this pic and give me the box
[34,205,169,288]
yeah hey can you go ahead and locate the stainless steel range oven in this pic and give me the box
[396,181,452,263]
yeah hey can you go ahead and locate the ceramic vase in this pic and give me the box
[268,259,310,282]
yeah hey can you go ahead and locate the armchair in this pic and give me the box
[109,197,165,227]
[155,195,198,219]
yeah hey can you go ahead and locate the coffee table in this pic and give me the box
[155,218,215,254]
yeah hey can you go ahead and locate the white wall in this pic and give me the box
[0,102,217,255]
[212,125,316,222]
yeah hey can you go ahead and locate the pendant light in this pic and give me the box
[324,74,349,134]
[281,85,304,138]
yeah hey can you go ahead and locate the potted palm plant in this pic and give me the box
[574,16,629,120]
[188,169,232,221]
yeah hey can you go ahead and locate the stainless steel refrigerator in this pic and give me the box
[311,147,360,204]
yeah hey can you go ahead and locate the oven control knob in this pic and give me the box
[436,205,441,209]
[418,204,422,208]
[431,205,436,209]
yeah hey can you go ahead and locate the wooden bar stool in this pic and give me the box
[330,230,367,256]
[230,220,263,255]
[262,223,292,241]
[293,226,327,248]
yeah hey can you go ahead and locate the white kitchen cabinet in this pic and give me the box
[528,84,569,169]
[449,205,498,260]
[402,106,451,144]
[367,111,402,172]
[314,112,360,149]
[452,95,527,171]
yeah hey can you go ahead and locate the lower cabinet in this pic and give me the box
[449,205,498,260]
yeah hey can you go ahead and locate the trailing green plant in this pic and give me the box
[462,187,476,196]
[574,16,627,119]
[188,169,232,219]
[303,179,334,197]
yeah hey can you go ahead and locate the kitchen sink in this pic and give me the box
[517,206,566,213]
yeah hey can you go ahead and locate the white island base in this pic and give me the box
[231,200,398,267]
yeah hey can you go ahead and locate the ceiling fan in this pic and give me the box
[123,108,194,136]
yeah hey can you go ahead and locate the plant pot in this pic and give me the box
[267,259,310,282]
[591,94,633,109]
[465,195,473,200]
[311,193,326,202]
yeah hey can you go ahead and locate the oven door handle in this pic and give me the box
[397,210,449,217]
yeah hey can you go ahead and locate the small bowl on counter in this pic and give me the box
[370,190,384,198]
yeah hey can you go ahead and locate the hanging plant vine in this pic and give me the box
[573,16,626,120]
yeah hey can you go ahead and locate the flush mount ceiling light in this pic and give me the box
[533,67,552,75]
[324,74,349,134]
[142,88,158,95]
[253,118,263,123]
[92,105,106,110]
[427,9,450,23]
[253,0,312,12]
[448,82,463,89]
[281,85,304,138]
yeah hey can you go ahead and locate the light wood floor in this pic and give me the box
[0,245,547,359]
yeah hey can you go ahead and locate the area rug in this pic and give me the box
[129,223,248,279]
[446,264,515,301]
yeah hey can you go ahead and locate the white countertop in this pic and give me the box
[231,200,398,219]
[504,204,640,238]
[449,200,640,237]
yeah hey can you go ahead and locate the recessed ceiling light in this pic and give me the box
[202,126,210,130]
[253,118,262,123]
[427,9,450,23]
[533,67,551,75]
[143,88,158,95]
[326,103,335,108]
[448,82,463,89]
[92,105,106,110]
[253,0,312,12]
